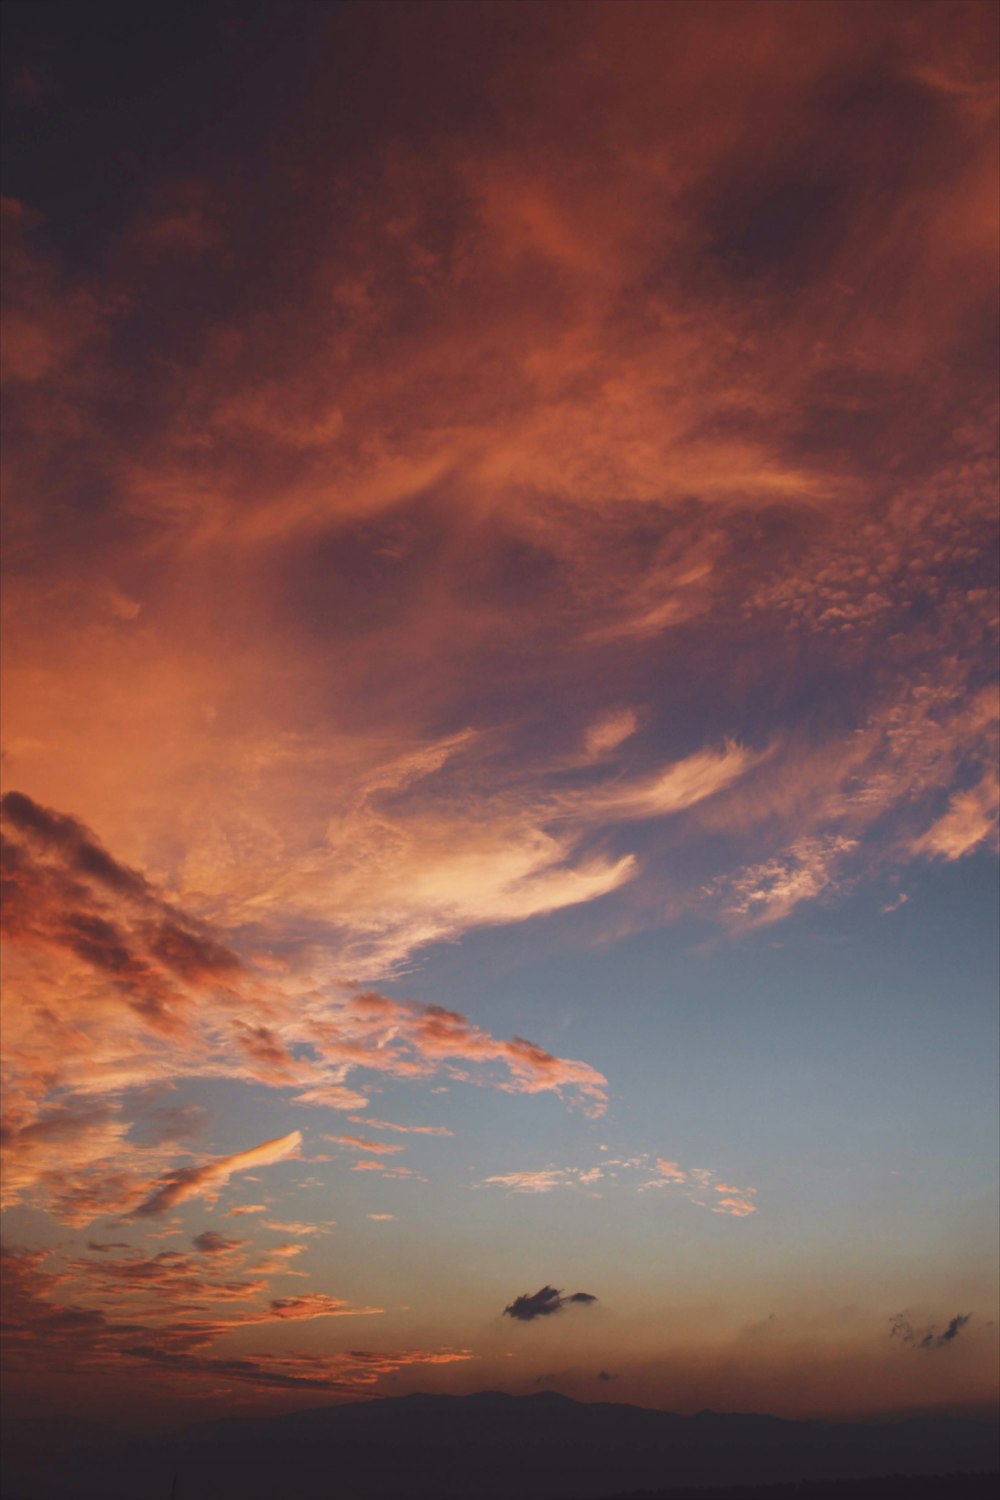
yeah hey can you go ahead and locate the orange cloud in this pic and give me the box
[479,1170,571,1195]
[1,793,609,1226]
[913,765,1000,862]
[654,1160,688,1184]
[1,1245,468,1401]
[3,0,994,985]
[261,1221,329,1237]
[132,1133,303,1219]
[349,1117,454,1137]
[584,708,639,760]
[324,1135,406,1156]
[713,1197,758,1218]
[1,0,995,1428]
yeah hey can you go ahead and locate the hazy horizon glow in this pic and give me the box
[1,0,997,1433]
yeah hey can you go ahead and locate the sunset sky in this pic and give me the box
[2,0,998,1434]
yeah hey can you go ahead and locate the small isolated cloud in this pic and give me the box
[712,1196,757,1217]
[292,1086,371,1111]
[261,1220,326,1236]
[192,1231,246,1255]
[638,1156,759,1215]
[596,1369,616,1382]
[349,1160,424,1181]
[368,1213,395,1221]
[655,1159,688,1183]
[478,1163,606,1194]
[890,1312,972,1349]
[481,1169,569,1194]
[324,1134,406,1156]
[348,1117,454,1137]
[912,767,999,862]
[503,1285,597,1322]
[584,708,638,760]
[715,835,858,926]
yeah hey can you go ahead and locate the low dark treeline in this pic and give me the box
[577,1471,1000,1500]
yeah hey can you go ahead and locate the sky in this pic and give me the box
[1,0,998,1435]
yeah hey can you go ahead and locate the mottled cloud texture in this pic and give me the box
[4,2,995,988]
[479,1154,759,1217]
[1,791,608,1228]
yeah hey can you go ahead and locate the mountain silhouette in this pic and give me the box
[3,1390,997,1499]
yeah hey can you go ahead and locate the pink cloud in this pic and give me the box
[132,1132,303,1218]
[1,793,609,1226]
[323,1135,406,1156]
[655,1159,688,1184]
[349,1117,454,1137]
[713,1197,758,1218]
[1,1246,470,1402]
[913,765,1000,862]
[479,1170,570,1194]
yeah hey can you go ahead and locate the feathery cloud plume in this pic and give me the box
[132,1133,302,1218]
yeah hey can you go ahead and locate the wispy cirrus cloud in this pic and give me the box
[348,1117,454,1137]
[912,766,1000,862]
[1,0,996,1426]
[478,1154,759,1216]
[132,1133,303,1219]
[1,1245,470,1400]
[480,1170,576,1195]
[3,0,995,983]
[1,792,609,1228]
[324,1135,406,1156]
[261,1220,330,1238]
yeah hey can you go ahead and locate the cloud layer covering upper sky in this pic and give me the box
[1,0,997,1429]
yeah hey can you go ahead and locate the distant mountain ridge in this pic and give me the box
[4,1389,998,1499]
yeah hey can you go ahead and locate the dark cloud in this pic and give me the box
[1,1100,116,1148]
[0,791,149,898]
[0,790,243,1036]
[889,1312,972,1350]
[924,1313,972,1349]
[127,1103,210,1148]
[503,1285,597,1322]
[192,1231,246,1255]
